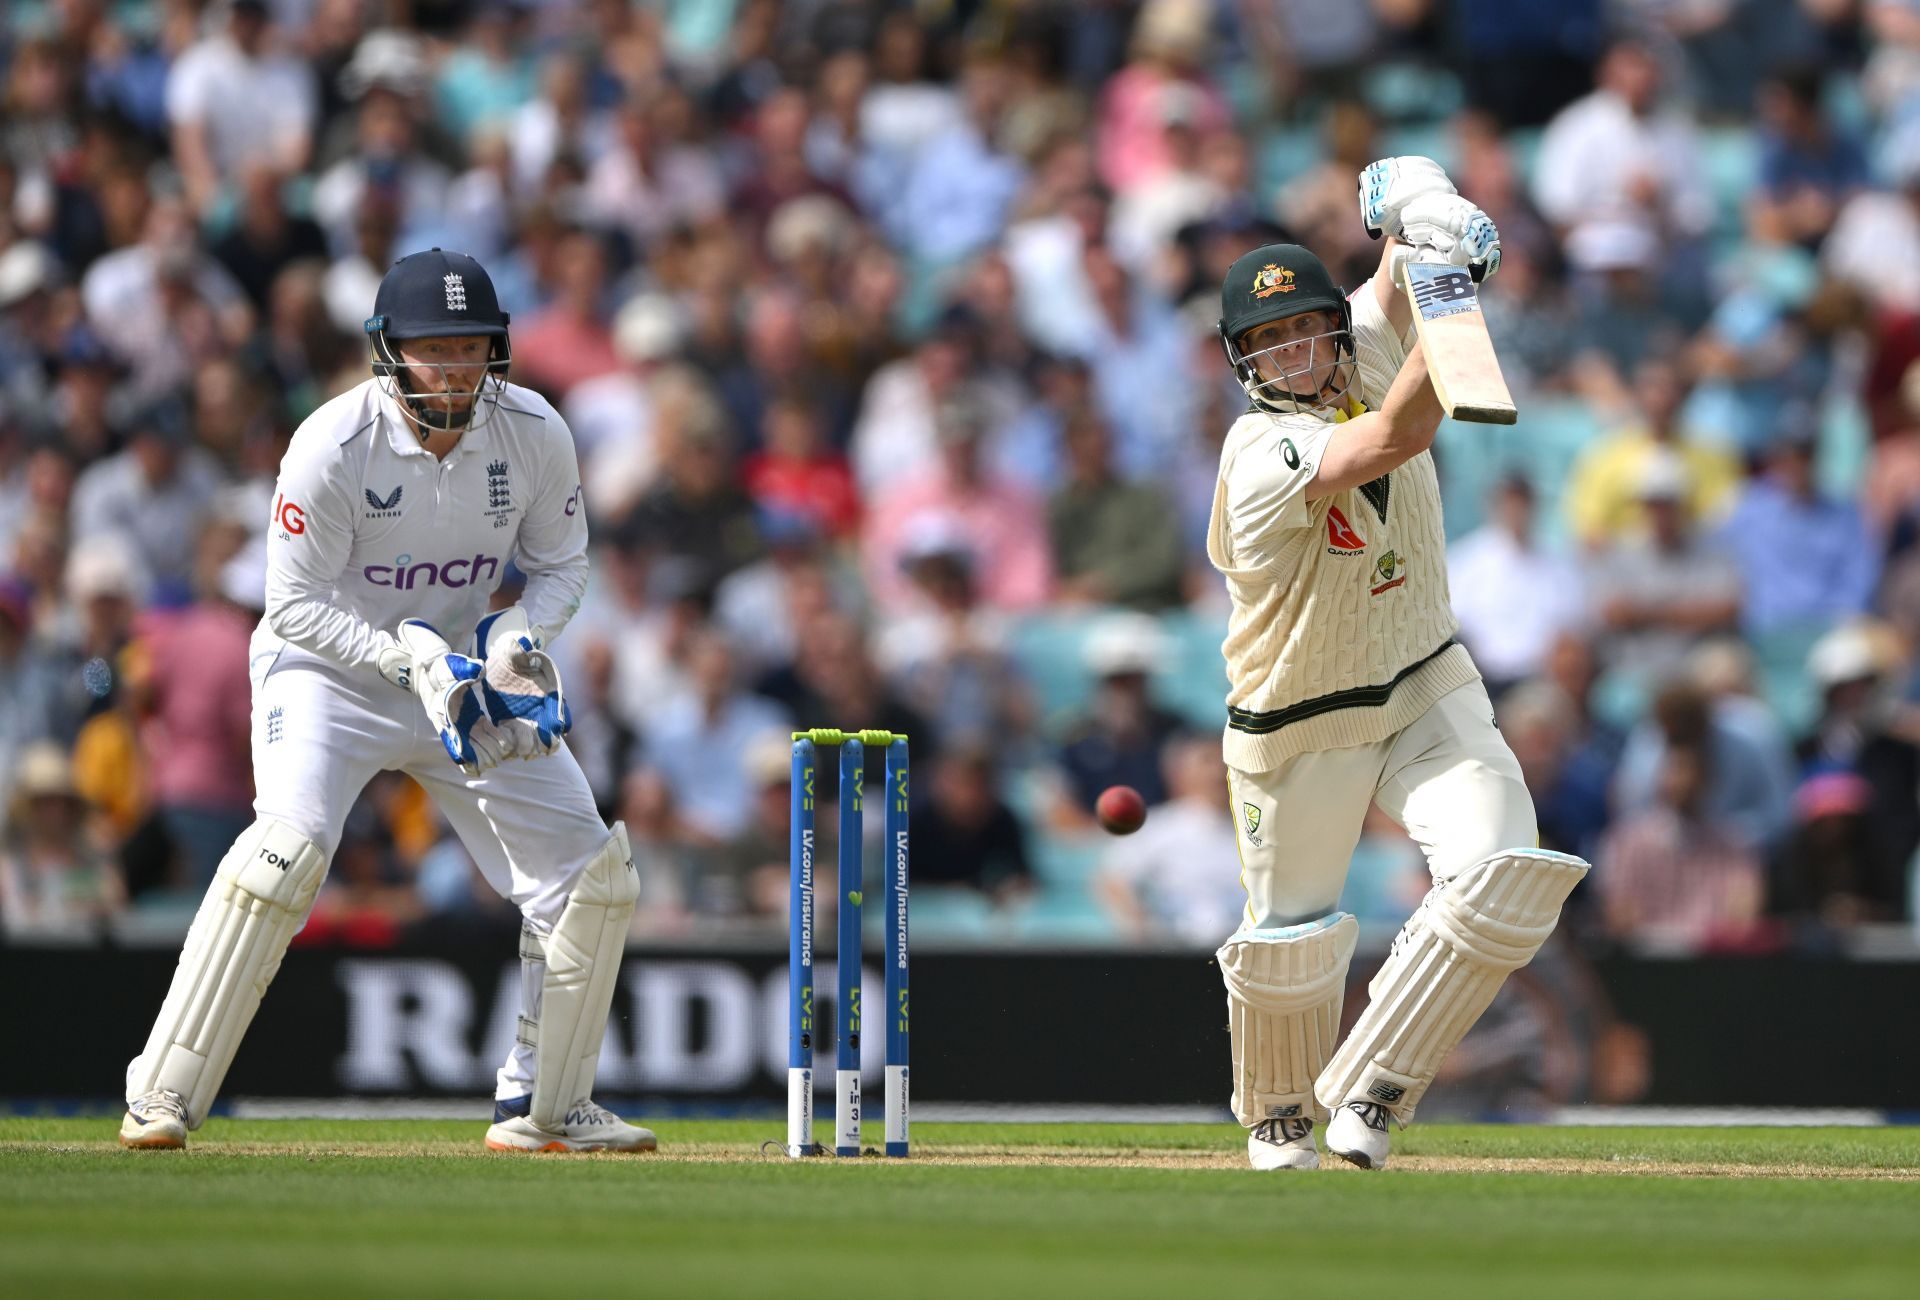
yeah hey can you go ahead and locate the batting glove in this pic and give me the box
[391,619,515,774]
[472,607,571,760]
[1396,193,1502,283]
[1358,156,1457,241]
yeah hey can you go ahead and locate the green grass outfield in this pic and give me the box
[3,1119,1917,1299]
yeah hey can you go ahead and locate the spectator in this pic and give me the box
[887,48,1025,268]
[1095,0,1229,197]
[1447,473,1589,696]
[1078,243,1198,480]
[851,303,1011,494]
[702,734,805,920]
[713,510,848,677]
[1052,612,1190,824]
[1562,357,1741,549]
[582,85,726,250]
[1797,621,1920,876]
[140,541,262,889]
[1108,85,1243,279]
[164,0,316,217]
[1095,735,1244,942]
[617,766,696,930]
[563,638,640,823]
[81,194,252,399]
[1596,739,1767,948]
[741,393,861,541]
[640,629,792,843]
[434,3,538,138]
[69,396,223,603]
[1823,118,1920,314]
[1588,450,1743,684]
[1613,678,1795,852]
[874,526,1034,754]
[566,295,682,498]
[1048,407,1184,610]
[1496,680,1613,867]
[0,578,69,807]
[864,391,1052,613]
[1750,64,1870,250]
[0,741,123,939]
[1715,422,1878,638]
[309,35,452,258]
[910,740,1034,903]
[40,325,124,468]
[1273,101,1382,289]
[509,228,622,400]
[210,166,331,312]
[1771,770,1908,933]
[1532,37,1712,279]
[753,607,930,764]
[730,86,853,242]
[620,384,762,582]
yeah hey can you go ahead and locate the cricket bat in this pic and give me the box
[1402,261,1517,425]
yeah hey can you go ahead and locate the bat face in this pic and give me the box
[1403,263,1517,425]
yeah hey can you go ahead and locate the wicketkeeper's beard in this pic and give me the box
[386,362,506,436]
[406,387,478,432]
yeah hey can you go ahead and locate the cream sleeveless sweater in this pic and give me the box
[1206,291,1480,771]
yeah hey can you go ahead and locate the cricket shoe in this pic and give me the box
[1247,1115,1318,1170]
[1325,1101,1392,1170]
[485,1095,658,1153]
[119,1088,188,1150]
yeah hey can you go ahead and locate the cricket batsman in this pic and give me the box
[119,250,654,1154]
[1209,160,1588,1169]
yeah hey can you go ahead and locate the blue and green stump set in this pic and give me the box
[787,729,909,1158]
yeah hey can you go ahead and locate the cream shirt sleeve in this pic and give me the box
[1222,411,1336,570]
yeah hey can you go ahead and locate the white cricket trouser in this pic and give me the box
[1228,681,1536,929]
[249,654,610,1096]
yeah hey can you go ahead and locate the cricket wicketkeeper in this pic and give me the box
[119,250,654,1154]
[1209,159,1589,1169]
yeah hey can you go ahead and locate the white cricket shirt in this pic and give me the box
[254,378,588,680]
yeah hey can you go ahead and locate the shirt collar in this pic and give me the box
[376,384,493,460]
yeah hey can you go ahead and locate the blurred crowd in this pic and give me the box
[6,0,1920,965]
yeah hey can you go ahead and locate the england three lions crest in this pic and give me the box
[484,459,516,528]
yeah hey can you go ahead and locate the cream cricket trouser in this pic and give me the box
[155,654,612,1101]
[1227,681,1537,928]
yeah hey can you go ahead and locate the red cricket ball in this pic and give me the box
[1095,785,1148,835]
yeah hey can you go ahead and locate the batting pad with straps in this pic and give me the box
[126,818,328,1128]
[1218,912,1359,1126]
[529,822,639,1131]
[1315,848,1589,1123]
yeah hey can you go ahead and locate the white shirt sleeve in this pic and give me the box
[262,429,398,672]
[513,399,591,643]
[164,44,215,128]
[1223,411,1336,565]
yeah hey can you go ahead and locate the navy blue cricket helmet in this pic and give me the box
[364,248,511,435]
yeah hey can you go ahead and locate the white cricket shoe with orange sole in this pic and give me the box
[119,1088,188,1150]
[485,1096,657,1153]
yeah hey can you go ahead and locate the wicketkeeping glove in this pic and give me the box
[1357,155,1457,241]
[1395,192,1502,283]
[382,619,515,774]
[472,607,571,760]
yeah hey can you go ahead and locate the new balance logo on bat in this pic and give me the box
[1409,267,1477,320]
